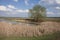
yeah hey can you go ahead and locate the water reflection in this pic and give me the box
[0,19,39,26]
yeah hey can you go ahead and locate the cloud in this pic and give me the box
[39,0,60,17]
[0,6,7,11]
[0,5,29,15]
[39,0,60,4]
[16,9,29,13]
[0,5,13,15]
[6,9,29,15]
[25,0,29,5]
[7,5,16,9]
[39,0,55,5]
[56,7,60,9]
[47,12,54,14]
[47,11,60,17]
[0,5,12,11]
[13,0,18,2]
[56,0,60,4]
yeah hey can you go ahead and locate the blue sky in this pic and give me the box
[0,0,60,17]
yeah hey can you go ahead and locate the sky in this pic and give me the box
[0,0,60,17]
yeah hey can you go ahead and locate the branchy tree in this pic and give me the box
[29,5,46,22]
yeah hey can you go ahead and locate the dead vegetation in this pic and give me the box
[0,21,60,37]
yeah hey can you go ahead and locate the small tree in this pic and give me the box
[29,5,46,22]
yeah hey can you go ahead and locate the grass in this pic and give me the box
[0,31,60,40]
[0,18,60,40]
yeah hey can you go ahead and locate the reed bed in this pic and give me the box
[0,21,60,37]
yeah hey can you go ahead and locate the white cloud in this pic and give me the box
[6,11,17,15]
[7,5,16,9]
[0,5,12,11]
[39,0,55,4]
[25,0,29,5]
[0,6,7,11]
[56,0,60,4]
[7,8,13,11]
[47,0,55,4]
[13,0,18,2]
[39,0,60,4]
[47,12,54,14]
[0,5,29,15]
[16,9,29,13]
[0,5,15,15]
[56,7,60,9]
[6,9,29,15]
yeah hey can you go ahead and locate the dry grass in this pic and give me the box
[0,21,60,37]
